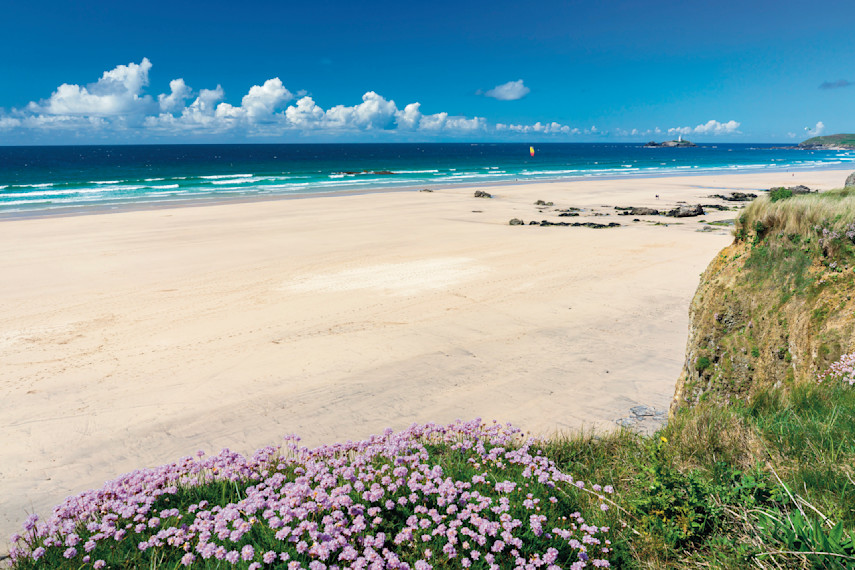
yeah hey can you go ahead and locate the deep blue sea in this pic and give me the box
[1,143,853,216]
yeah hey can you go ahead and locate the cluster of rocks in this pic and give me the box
[509,218,620,228]
[666,204,705,218]
[474,190,492,198]
[534,200,554,206]
[615,405,668,434]
[707,192,757,202]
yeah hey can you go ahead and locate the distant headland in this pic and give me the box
[799,133,855,150]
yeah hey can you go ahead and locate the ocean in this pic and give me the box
[1,143,853,216]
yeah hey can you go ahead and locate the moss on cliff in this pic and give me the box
[673,188,855,410]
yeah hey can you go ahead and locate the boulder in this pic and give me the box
[509,218,524,226]
[846,172,855,188]
[629,207,660,216]
[667,204,705,218]
[474,190,492,198]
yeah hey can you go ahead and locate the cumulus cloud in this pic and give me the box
[28,58,155,117]
[805,121,825,136]
[395,102,422,130]
[240,78,293,121]
[483,79,530,101]
[819,79,853,90]
[158,78,193,113]
[324,92,397,130]
[495,121,577,135]
[668,119,740,136]
[0,58,668,141]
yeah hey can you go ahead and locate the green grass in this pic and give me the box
[545,376,855,568]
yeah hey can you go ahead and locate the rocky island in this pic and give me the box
[644,136,697,147]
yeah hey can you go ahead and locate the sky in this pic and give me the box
[0,0,853,145]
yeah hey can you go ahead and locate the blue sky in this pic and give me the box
[0,0,853,144]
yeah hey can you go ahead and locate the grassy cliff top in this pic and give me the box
[736,186,855,241]
[799,133,855,147]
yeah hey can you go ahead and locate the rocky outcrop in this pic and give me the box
[667,204,705,218]
[846,172,855,187]
[708,192,757,202]
[671,235,855,414]
[523,220,621,228]
[616,206,660,216]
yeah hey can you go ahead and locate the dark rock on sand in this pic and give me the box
[700,204,732,211]
[534,200,554,206]
[530,220,621,228]
[667,204,705,218]
[708,192,757,202]
[419,188,433,192]
[616,206,660,216]
[509,218,524,226]
[558,212,580,217]
[474,190,492,198]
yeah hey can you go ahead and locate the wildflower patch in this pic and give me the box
[10,420,614,569]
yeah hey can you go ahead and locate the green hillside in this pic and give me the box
[799,133,855,148]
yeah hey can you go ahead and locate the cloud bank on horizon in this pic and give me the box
[0,58,747,143]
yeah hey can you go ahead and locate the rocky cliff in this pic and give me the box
[672,185,855,412]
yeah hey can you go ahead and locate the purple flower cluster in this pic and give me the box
[10,420,614,569]
[819,353,855,386]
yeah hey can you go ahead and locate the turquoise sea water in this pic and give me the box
[1,143,853,216]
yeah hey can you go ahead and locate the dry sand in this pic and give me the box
[0,168,848,551]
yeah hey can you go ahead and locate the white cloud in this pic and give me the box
[667,119,740,137]
[395,102,422,130]
[10,59,752,142]
[158,78,192,113]
[28,58,154,117]
[284,96,325,129]
[0,116,22,128]
[495,121,575,134]
[324,91,397,130]
[419,112,486,133]
[805,121,825,136]
[484,79,530,101]
[240,78,293,122]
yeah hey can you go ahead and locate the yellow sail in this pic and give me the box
[529,146,535,157]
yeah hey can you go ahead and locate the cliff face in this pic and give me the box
[672,193,855,412]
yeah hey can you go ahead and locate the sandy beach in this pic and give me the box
[0,168,849,552]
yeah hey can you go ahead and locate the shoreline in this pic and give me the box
[1,167,851,553]
[2,162,852,222]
